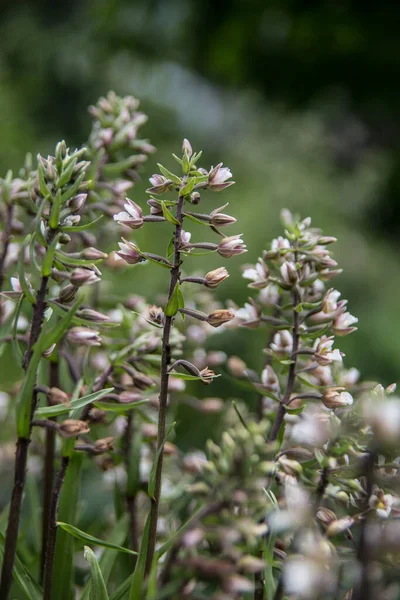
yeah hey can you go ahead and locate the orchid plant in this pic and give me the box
[0,93,399,600]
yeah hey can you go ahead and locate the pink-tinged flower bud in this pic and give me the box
[182,138,193,158]
[322,387,353,409]
[333,311,358,336]
[217,235,247,258]
[115,239,143,265]
[280,261,298,286]
[207,309,235,328]
[204,267,229,288]
[147,198,163,215]
[47,387,70,406]
[318,236,337,245]
[69,193,87,213]
[147,174,173,195]
[42,343,56,358]
[80,247,108,261]
[199,367,216,384]
[70,268,100,287]
[316,507,337,526]
[58,284,78,304]
[67,327,101,346]
[326,516,354,537]
[58,419,90,438]
[209,205,237,227]
[77,309,110,323]
[208,163,234,191]
[113,198,144,229]
[179,230,191,247]
[94,437,115,453]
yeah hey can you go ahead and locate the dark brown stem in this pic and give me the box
[22,275,49,370]
[40,360,58,584]
[354,451,375,600]
[43,456,70,600]
[0,437,30,598]
[145,187,185,574]
[0,270,51,599]
[0,202,14,301]
[269,287,300,442]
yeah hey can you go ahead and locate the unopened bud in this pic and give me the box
[47,387,70,406]
[204,267,229,288]
[80,247,108,261]
[316,507,337,527]
[207,309,235,328]
[278,456,303,476]
[70,268,100,287]
[67,327,101,346]
[182,138,193,158]
[58,419,90,438]
[69,193,87,213]
[59,233,72,245]
[77,309,110,323]
[58,284,78,304]
[326,516,354,537]
[94,437,114,453]
[322,387,353,409]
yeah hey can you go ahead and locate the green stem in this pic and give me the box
[145,188,185,573]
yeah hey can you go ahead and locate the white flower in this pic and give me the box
[113,198,143,229]
[291,410,331,447]
[235,302,259,324]
[322,289,341,314]
[271,236,290,252]
[333,311,358,336]
[242,258,269,289]
[369,490,393,518]
[180,230,191,245]
[363,397,400,446]
[259,283,280,306]
[270,330,293,355]
[314,336,343,366]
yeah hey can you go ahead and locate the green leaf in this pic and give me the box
[83,546,109,600]
[57,157,77,189]
[38,297,81,351]
[129,513,151,600]
[232,400,249,430]
[80,516,131,600]
[164,283,180,317]
[18,236,36,304]
[52,453,83,600]
[61,171,86,204]
[166,236,175,258]
[94,399,149,414]
[0,533,43,600]
[55,250,103,267]
[58,522,137,556]
[42,232,62,276]
[177,286,185,311]
[49,188,62,229]
[37,158,50,197]
[179,177,196,196]
[35,388,113,418]
[11,295,24,363]
[62,215,104,233]
[161,201,179,225]
[157,164,181,185]
[182,212,209,226]
[148,422,176,500]
[102,156,141,178]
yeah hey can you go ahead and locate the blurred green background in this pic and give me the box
[1,0,400,384]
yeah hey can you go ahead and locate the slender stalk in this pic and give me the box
[354,451,375,600]
[0,437,30,597]
[40,359,59,583]
[145,187,185,573]
[43,456,70,600]
[0,202,14,301]
[269,288,300,442]
[0,273,50,599]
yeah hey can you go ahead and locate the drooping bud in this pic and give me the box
[67,327,101,346]
[326,516,354,537]
[47,387,70,406]
[208,163,234,191]
[322,387,353,409]
[77,309,110,323]
[199,367,217,385]
[58,284,78,304]
[115,239,143,265]
[93,437,114,453]
[316,507,337,527]
[209,205,237,227]
[80,247,108,261]
[58,419,90,438]
[217,235,247,258]
[207,309,235,328]
[147,305,165,326]
[113,198,144,229]
[204,267,229,288]
[70,268,100,287]
[227,356,247,378]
